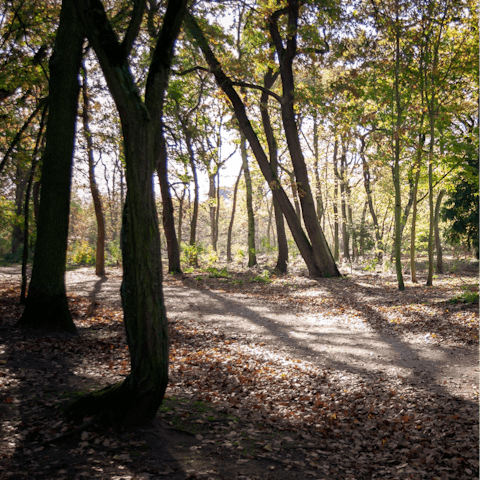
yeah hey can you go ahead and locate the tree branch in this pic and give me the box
[0,96,47,175]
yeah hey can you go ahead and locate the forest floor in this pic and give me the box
[0,260,478,480]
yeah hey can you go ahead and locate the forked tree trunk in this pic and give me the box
[68,0,187,427]
[19,0,83,333]
[268,2,339,277]
[185,13,338,277]
[260,66,288,273]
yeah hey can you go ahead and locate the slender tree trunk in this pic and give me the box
[266,200,273,247]
[340,143,349,260]
[21,105,47,304]
[208,172,217,250]
[260,66,288,273]
[313,115,324,223]
[177,187,186,247]
[19,0,83,333]
[434,189,445,274]
[81,63,106,277]
[426,110,435,286]
[69,0,188,427]
[267,2,339,277]
[227,166,243,262]
[215,171,220,250]
[410,166,421,283]
[184,126,199,266]
[332,139,340,261]
[240,130,257,267]
[156,150,181,273]
[393,15,405,290]
[12,164,27,256]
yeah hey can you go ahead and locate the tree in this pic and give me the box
[185,12,340,278]
[67,0,188,427]
[81,61,106,277]
[18,0,83,333]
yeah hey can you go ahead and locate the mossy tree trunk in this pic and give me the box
[69,0,187,427]
[18,0,83,333]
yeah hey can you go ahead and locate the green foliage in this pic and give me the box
[448,286,479,304]
[363,257,379,272]
[442,157,479,257]
[180,242,204,266]
[68,240,95,265]
[107,240,122,266]
[260,237,276,254]
[202,246,218,266]
[206,266,231,278]
[250,269,272,284]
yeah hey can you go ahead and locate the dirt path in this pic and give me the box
[13,265,474,401]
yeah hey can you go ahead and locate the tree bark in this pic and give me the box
[12,164,28,256]
[20,106,47,304]
[81,63,106,277]
[268,2,339,278]
[340,141,349,261]
[227,166,243,262]
[69,0,187,427]
[156,149,181,273]
[240,129,257,267]
[260,66,288,273]
[332,139,340,261]
[19,0,83,333]
[393,15,405,291]
[434,190,445,274]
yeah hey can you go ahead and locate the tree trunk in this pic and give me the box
[185,13,338,277]
[410,167,421,283]
[20,105,47,304]
[434,190,445,274]
[332,139,340,261]
[313,114,324,223]
[12,164,27,256]
[214,170,221,250]
[19,0,83,333]
[360,137,383,262]
[340,142,349,261]
[393,17,405,291]
[227,166,243,262]
[240,130,257,267]
[69,0,187,427]
[268,2,339,278]
[81,63,106,277]
[156,149,181,273]
[260,66,288,273]
[184,124,199,266]
[426,108,435,286]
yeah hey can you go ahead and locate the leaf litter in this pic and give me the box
[0,265,478,479]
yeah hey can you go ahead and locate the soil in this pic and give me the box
[0,262,478,479]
